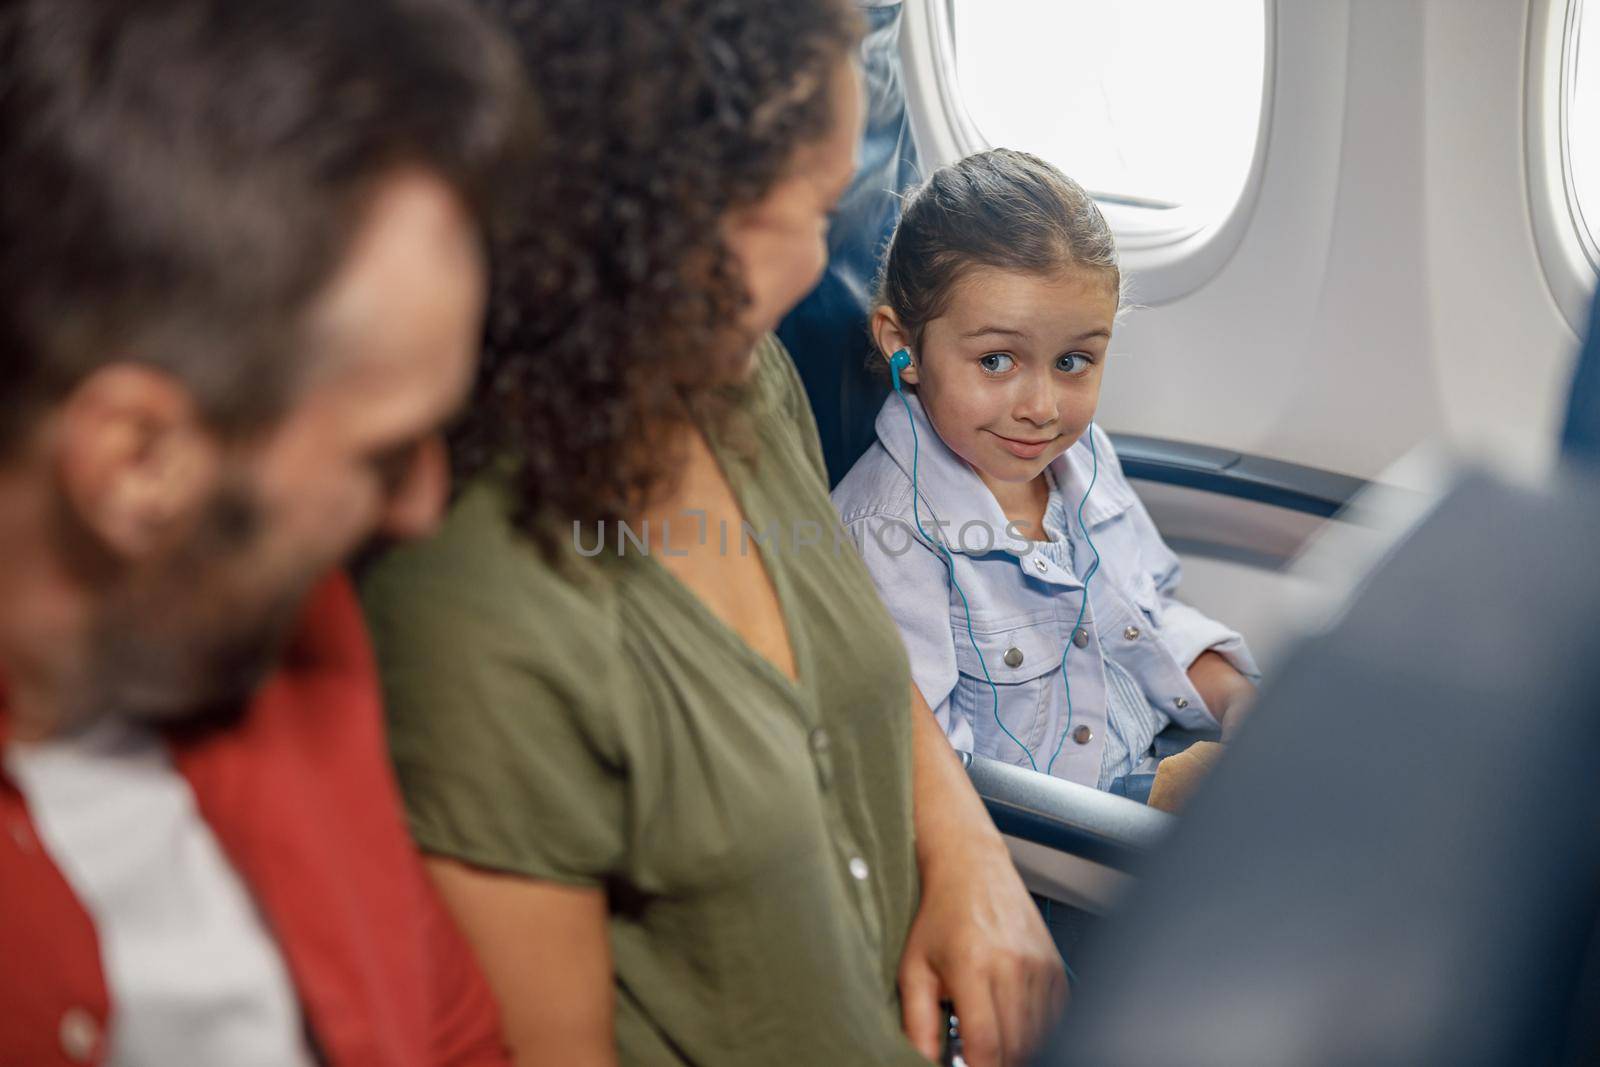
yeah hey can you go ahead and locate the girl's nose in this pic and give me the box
[1014,376,1061,427]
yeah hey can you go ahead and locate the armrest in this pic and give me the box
[961,752,1172,873]
[1110,433,1369,519]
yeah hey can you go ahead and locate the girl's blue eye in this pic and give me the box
[1058,352,1093,375]
[979,352,1015,374]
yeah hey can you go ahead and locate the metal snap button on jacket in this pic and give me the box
[1071,724,1093,745]
[1003,646,1024,668]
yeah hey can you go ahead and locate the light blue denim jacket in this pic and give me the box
[831,393,1259,788]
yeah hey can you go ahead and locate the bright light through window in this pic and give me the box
[1569,0,1600,261]
[950,0,1267,223]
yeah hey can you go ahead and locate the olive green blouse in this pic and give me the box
[360,336,927,1065]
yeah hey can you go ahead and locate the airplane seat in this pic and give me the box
[1559,287,1600,465]
[1040,470,1600,1066]
[776,0,919,487]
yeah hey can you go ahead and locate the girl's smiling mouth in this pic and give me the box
[988,430,1060,459]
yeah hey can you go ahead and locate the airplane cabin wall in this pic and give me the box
[908,0,1585,485]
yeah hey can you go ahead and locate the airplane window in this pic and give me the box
[948,0,1267,226]
[1568,0,1600,267]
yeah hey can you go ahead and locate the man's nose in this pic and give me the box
[378,435,450,541]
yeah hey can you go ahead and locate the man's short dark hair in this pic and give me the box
[0,0,530,450]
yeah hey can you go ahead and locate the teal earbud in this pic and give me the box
[889,348,911,390]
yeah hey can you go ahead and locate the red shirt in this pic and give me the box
[0,574,510,1067]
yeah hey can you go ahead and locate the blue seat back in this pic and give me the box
[1042,471,1600,1065]
[1559,287,1600,465]
[776,1,919,486]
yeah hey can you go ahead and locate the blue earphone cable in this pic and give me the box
[892,362,1035,770]
[891,349,1101,776]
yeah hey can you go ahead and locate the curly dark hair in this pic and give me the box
[457,0,860,547]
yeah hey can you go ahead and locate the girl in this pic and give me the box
[833,149,1258,795]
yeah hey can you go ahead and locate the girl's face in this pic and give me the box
[884,265,1118,492]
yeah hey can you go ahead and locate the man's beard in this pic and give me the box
[70,483,317,736]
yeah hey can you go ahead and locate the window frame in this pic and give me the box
[899,0,1278,305]
[1527,0,1600,336]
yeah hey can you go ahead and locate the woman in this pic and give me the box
[361,2,1063,1063]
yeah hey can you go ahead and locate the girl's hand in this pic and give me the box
[1147,740,1226,813]
[1185,649,1256,738]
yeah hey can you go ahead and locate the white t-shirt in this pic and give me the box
[5,719,318,1066]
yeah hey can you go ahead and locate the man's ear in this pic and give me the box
[54,365,223,559]
[870,305,919,385]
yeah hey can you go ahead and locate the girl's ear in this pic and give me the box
[871,306,919,384]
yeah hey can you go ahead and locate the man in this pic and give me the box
[0,0,529,1063]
